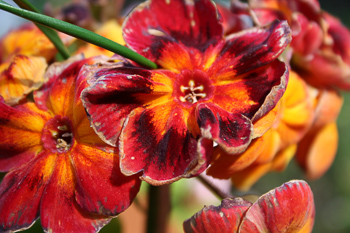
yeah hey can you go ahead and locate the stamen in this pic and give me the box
[57,125,68,131]
[179,80,206,104]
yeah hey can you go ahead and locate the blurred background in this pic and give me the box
[1,0,350,232]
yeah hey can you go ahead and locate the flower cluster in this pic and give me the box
[0,0,349,232]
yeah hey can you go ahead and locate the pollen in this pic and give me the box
[179,80,206,103]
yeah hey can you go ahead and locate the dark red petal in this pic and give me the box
[123,0,223,63]
[196,103,253,154]
[183,198,252,233]
[41,155,109,233]
[120,106,212,185]
[217,4,252,35]
[208,20,291,79]
[0,151,55,232]
[72,144,141,216]
[81,66,172,146]
[239,180,315,233]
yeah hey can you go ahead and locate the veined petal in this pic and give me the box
[72,144,141,216]
[123,0,223,65]
[207,20,291,80]
[212,60,288,120]
[0,101,51,171]
[0,55,47,106]
[0,151,56,232]
[238,180,315,233]
[120,106,212,184]
[196,103,253,155]
[183,198,252,233]
[82,66,173,146]
[40,155,109,233]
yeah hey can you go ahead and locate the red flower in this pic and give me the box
[81,0,291,185]
[0,56,141,232]
[184,180,315,233]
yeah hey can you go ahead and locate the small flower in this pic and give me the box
[183,180,315,233]
[81,0,291,184]
[0,56,141,232]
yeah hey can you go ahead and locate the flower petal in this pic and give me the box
[0,151,55,232]
[196,103,253,154]
[212,59,288,122]
[296,122,338,180]
[0,55,47,106]
[123,0,223,65]
[40,155,109,233]
[120,106,212,184]
[81,66,173,146]
[206,136,264,179]
[72,144,141,216]
[239,180,315,233]
[0,101,50,171]
[207,20,291,80]
[183,198,252,233]
[0,23,57,62]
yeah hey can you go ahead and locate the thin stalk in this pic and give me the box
[197,174,234,199]
[0,1,157,69]
[146,185,171,233]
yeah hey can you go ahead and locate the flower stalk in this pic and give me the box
[0,1,157,69]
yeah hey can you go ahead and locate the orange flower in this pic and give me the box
[0,56,141,232]
[184,180,315,233]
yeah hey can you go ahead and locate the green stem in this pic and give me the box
[0,1,157,69]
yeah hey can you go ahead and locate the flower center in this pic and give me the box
[174,69,214,107]
[42,116,74,153]
[179,80,206,103]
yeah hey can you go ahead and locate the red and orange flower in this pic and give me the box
[80,0,291,185]
[0,56,141,232]
[183,180,315,233]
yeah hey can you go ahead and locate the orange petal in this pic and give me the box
[296,122,338,179]
[0,23,57,61]
[207,137,265,179]
[230,163,271,192]
[252,102,280,138]
[271,144,297,172]
[0,55,47,105]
